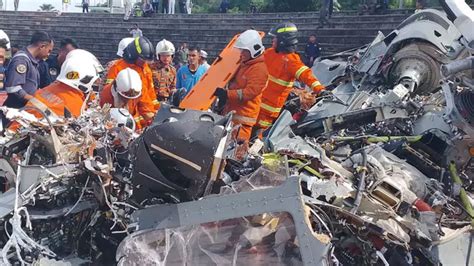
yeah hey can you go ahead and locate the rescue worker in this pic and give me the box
[254,22,325,136]
[100,68,144,130]
[22,49,103,119]
[213,29,268,155]
[104,37,134,78]
[149,39,177,102]
[3,31,54,109]
[106,36,157,126]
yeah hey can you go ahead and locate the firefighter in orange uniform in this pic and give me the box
[100,68,144,130]
[106,37,158,127]
[149,39,177,102]
[22,49,103,120]
[213,29,268,148]
[254,22,325,135]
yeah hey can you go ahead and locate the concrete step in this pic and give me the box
[0,16,405,28]
[0,9,414,63]
[0,10,413,20]
[6,31,379,48]
[1,24,397,38]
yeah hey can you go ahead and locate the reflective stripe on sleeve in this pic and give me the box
[258,120,273,127]
[310,80,322,90]
[5,85,22,93]
[105,79,114,84]
[295,66,309,79]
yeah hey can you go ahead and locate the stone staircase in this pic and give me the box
[0,9,414,63]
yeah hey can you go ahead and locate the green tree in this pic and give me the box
[264,0,319,12]
[38,3,57,11]
[193,0,221,13]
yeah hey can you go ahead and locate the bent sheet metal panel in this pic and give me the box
[124,177,331,265]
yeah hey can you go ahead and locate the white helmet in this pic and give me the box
[0,30,10,50]
[234,30,264,59]
[155,39,175,57]
[114,68,142,99]
[200,50,208,59]
[110,108,136,131]
[117,37,134,57]
[56,49,104,93]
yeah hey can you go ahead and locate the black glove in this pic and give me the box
[213,87,228,107]
[316,89,332,98]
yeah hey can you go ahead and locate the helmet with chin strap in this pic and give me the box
[155,39,175,57]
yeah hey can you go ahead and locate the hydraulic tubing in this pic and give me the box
[449,162,474,226]
[351,148,368,214]
[332,135,422,143]
[441,56,474,77]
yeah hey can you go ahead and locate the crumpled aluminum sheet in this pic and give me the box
[341,145,430,200]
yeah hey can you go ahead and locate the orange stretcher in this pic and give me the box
[179,31,265,111]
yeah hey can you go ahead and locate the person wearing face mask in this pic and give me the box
[100,68,145,130]
[106,36,158,126]
[150,39,177,102]
[213,29,268,154]
[3,31,54,109]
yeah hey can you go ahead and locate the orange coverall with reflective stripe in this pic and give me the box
[8,81,88,131]
[256,48,325,130]
[105,59,159,118]
[25,81,87,118]
[223,55,268,141]
[99,83,144,130]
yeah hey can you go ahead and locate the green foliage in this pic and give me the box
[388,0,415,9]
[38,3,57,11]
[264,0,319,12]
[192,0,450,13]
[193,0,222,13]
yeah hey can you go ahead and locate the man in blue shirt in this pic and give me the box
[3,31,54,108]
[176,47,206,93]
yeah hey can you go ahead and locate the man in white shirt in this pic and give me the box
[199,50,210,71]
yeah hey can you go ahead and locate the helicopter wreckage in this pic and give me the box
[0,4,473,266]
